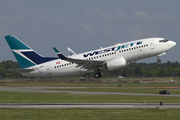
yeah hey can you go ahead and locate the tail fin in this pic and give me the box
[5,34,58,69]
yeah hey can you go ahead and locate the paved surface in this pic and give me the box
[0,103,179,109]
[0,86,180,97]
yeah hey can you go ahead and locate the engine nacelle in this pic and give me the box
[106,57,127,70]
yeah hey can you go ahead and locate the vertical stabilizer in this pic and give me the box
[5,34,58,69]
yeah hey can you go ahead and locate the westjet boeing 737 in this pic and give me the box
[5,35,176,78]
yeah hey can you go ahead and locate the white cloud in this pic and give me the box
[77,21,96,36]
[133,11,149,17]
[85,7,116,21]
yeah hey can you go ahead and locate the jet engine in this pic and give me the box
[106,57,128,70]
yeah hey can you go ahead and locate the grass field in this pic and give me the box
[0,77,180,87]
[0,108,180,120]
[0,78,180,103]
[0,91,179,103]
[0,77,180,119]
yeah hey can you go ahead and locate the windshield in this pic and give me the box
[159,39,169,43]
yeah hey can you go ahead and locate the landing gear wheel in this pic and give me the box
[157,59,161,63]
[94,72,102,78]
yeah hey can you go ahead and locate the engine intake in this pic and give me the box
[106,57,127,70]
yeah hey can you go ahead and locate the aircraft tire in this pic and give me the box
[157,59,161,63]
[94,72,102,78]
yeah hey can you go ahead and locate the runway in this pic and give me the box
[0,86,180,97]
[0,103,180,109]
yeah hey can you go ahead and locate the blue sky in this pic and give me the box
[0,0,179,63]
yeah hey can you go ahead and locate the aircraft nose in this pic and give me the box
[171,41,176,47]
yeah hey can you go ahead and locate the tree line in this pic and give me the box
[85,61,180,78]
[0,60,180,78]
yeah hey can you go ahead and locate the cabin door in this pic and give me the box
[149,40,155,50]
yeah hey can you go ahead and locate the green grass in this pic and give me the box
[0,78,180,119]
[1,77,180,87]
[49,87,180,94]
[0,91,180,103]
[0,108,180,120]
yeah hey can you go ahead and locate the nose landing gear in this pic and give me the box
[157,57,161,63]
[157,52,166,63]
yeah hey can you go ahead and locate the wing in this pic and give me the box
[53,47,105,70]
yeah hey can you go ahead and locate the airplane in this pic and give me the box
[4,34,176,78]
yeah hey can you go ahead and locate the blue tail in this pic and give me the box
[5,34,58,69]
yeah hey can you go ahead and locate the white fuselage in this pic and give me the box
[21,38,176,77]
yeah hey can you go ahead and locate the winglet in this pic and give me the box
[53,47,67,60]
[67,47,76,55]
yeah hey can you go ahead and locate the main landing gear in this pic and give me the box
[94,69,102,78]
[94,72,102,78]
[157,57,161,63]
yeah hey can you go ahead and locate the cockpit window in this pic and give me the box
[159,39,169,43]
